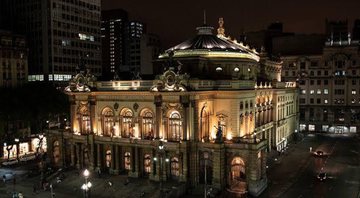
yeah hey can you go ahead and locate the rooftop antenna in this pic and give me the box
[203,10,206,25]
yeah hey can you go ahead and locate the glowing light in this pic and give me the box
[226,132,232,140]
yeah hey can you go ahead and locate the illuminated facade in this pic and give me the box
[49,19,298,196]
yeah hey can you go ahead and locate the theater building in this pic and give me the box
[48,19,299,196]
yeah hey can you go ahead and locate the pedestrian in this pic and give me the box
[97,168,101,178]
[33,184,37,194]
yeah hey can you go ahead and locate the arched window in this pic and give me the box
[231,157,246,182]
[106,149,111,168]
[168,111,182,141]
[124,152,131,170]
[79,104,90,134]
[200,107,210,141]
[102,108,114,136]
[217,114,227,137]
[121,109,133,137]
[141,110,154,139]
[170,157,180,178]
[144,154,151,174]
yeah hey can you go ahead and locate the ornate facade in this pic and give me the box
[48,19,299,197]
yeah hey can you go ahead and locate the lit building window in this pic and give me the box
[216,67,223,72]
[121,109,133,138]
[102,108,114,137]
[234,67,239,72]
[301,90,306,94]
[352,99,356,104]
[144,154,151,174]
[324,89,328,94]
[317,89,321,94]
[308,125,315,131]
[300,124,306,131]
[352,90,357,95]
[322,125,329,132]
[124,152,131,170]
[141,110,154,139]
[310,90,314,94]
[170,157,180,177]
[324,99,328,104]
[168,111,182,141]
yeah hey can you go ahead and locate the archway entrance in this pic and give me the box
[228,157,246,193]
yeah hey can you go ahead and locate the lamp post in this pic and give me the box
[82,169,92,198]
[157,141,168,198]
[204,156,207,198]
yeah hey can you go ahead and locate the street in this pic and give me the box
[261,133,360,198]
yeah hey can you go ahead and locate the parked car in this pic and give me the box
[314,150,324,156]
[317,172,327,181]
[2,172,15,182]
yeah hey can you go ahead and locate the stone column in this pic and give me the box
[110,145,116,174]
[192,100,200,141]
[114,145,119,174]
[180,95,190,141]
[70,143,75,166]
[154,95,163,139]
[89,96,97,135]
[212,144,226,189]
[96,144,101,168]
[75,144,80,169]
[70,96,77,131]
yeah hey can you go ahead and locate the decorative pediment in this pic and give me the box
[151,69,189,92]
[65,69,96,92]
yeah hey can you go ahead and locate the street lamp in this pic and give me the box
[157,141,168,198]
[82,169,91,198]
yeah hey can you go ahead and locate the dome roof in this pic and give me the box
[160,25,259,61]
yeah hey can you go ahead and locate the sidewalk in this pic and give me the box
[0,169,186,198]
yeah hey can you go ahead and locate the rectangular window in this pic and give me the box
[310,98,314,104]
[301,90,306,94]
[310,80,314,85]
[317,80,321,85]
[317,98,321,104]
[352,90,356,95]
[324,99,328,104]
[310,90,315,94]
[324,89,329,94]
[317,89,322,94]
[300,98,306,104]
[322,125,329,131]
[309,124,315,131]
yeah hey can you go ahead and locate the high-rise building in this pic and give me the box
[101,9,129,80]
[0,30,28,87]
[128,21,146,73]
[3,0,102,82]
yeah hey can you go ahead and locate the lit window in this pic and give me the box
[324,99,328,104]
[317,89,321,94]
[352,99,356,104]
[301,90,306,94]
[216,67,223,72]
[234,67,239,72]
[310,90,314,94]
[324,89,328,94]
[352,90,357,95]
[309,125,315,131]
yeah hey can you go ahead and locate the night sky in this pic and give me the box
[102,0,360,48]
